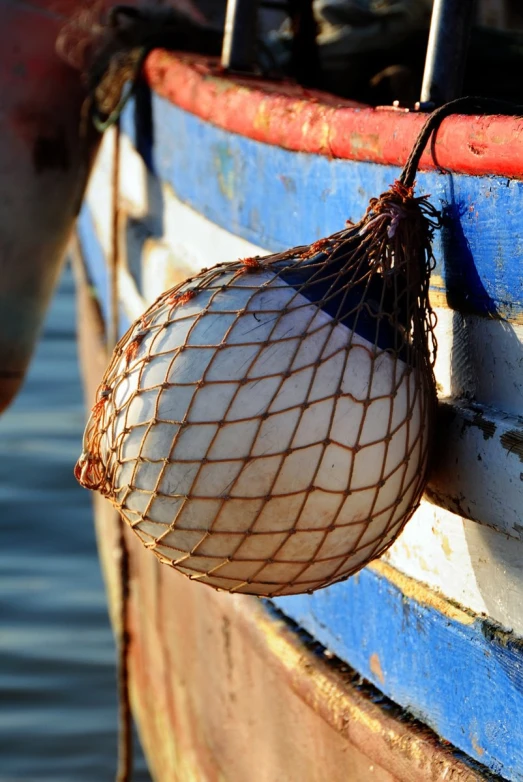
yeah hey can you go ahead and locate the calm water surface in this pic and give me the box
[0,268,150,781]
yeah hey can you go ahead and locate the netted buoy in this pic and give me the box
[76,172,439,596]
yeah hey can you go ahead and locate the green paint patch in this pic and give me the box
[213,143,236,201]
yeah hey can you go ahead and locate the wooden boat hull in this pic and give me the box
[76,53,523,780]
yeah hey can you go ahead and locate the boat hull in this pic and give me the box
[76,52,523,780]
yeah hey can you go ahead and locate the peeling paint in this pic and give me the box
[213,143,236,201]
[278,174,297,194]
[460,410,496,441]
[349,131,382,158]
[370,653,385,685]
[500,429,523,463]
[370,561,475,626]
[471,735,485,757]
[440,534,453,559]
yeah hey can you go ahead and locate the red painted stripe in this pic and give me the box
[145,51,523,179]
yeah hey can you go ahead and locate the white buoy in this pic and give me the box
[80,242,433,596]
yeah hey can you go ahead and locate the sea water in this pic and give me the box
[0,268,150,781]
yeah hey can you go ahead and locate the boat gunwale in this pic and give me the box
[145,50,523,180]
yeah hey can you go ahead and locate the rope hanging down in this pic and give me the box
[111,120,133,782]
[75,96,521,598]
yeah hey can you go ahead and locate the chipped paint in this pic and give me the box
[440,534,453,559]
[370,561,475,626]
[252,102,271,135]
[275,561,523,777]
[213,143,236,201]
[370,653,385,685]
[249,601,483,779]
[459,409,496,441]
[500,429,523,463]
[278,175,297,194]
[349,131,382,158]
[428,400,523,539]
[471,735,485,757]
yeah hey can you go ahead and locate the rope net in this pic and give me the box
[76,180,438,596]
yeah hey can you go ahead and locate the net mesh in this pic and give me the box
[76,180,438,596]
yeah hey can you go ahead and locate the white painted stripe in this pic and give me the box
[433,307,523,417]
[428,400,523,539]
[384,501,523,635]
[86,131,263,321]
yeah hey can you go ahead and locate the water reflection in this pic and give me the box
[0,267,150,781]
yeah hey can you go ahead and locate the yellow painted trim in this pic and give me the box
[369,560,475,626]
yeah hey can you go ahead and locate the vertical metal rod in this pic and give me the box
[221,0,259,72]
[109,122,121,353]
[420,0,476,107]
[111,119,133,782]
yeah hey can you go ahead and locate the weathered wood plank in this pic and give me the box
[275,561,523,780]
[432,308,523,417]
[429,400,523,538]
[385,501,523,636]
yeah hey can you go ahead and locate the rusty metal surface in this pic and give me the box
[73,247,488,782]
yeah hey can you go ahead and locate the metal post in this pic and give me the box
[420,0,476,108]
[221,0,259,72]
